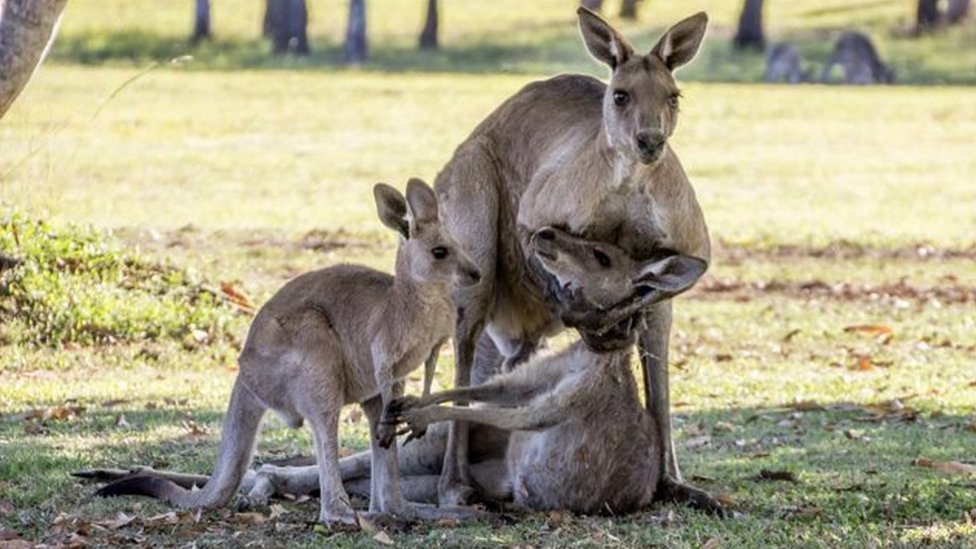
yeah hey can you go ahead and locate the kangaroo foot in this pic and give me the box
[437,480,477,507]
[658,474,729,518]
[318,506,358,527]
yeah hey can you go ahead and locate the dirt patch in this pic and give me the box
[694,276,975,305]
[716,240,976,263]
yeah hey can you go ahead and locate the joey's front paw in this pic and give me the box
[383,395,423,423]
[375,422,398,449]
[383,405,432,444]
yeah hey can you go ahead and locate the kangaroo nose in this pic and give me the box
[635,130,665,155]
[460,264,481,284]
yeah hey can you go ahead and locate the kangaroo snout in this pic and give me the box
[456,257,482,286]
[635,130,666,164]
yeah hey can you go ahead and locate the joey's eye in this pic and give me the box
[592,249,612,268]
[431,246,449,260]
[668,94,680,109]
[613,90,630,106]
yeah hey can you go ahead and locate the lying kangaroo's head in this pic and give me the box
[531,226,706,310]
[374,178,481,287]
[578,8,707,165]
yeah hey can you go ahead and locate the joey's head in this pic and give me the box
[577,8,707,166]
[373,178,481,288]
[530,226,706,310]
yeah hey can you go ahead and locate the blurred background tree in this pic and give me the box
[733,0,765,50]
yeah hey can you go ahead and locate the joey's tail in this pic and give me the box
[97,379,265,508]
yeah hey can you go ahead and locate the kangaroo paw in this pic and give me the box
[658,475,729,518]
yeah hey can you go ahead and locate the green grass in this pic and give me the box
[1,0,976,547]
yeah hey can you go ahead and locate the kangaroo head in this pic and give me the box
[530,226,706,309]
[578,8,707,166]
[373,178,481,288]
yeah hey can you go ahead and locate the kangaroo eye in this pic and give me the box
[431,247,449,260]
[613,90,630,106]
[592,249,612,268]
[668,94,680,109]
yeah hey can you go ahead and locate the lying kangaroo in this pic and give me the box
[96,179,482,525]
[764,43,813,84]
[384,227,706,513]
[820,32,894,85]
[82,227,705,515]
[433,8,715,510]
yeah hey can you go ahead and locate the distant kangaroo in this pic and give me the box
[432,8,716,511]
[83,228,706,515]
[764,43,813,84]
[96,179,482,525]
[820,32,894,85]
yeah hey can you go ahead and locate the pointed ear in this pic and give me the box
[404,177,438,228]
[651,12,708,71]
[373,183,409,238]
[634,254,707,298]
[577,7,635,70]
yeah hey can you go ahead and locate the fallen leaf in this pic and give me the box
[856,357,874,371]
[843,324,892,336]
[757,469,798,483]
[912,458,976,475]
[373,531,394,545]
[357,515,378,534]
[703,537,722,549]
[181,420,209,437]
[220,282,256,314]
[782,328,801,342]
[93,512,136,530]
[715,493,737,507]
[684,435,712,449]
[147,512,179,524]
[435,518,460,528]
[713,421,737,433]
[545,510,565,529]
[268,504,287,520]
[234,512,266,525]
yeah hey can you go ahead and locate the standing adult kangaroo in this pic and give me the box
[434,8,717,512]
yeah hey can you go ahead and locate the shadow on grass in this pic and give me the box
[49,26,976,86]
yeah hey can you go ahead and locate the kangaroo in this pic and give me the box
[820,32,894,85]
[383,227,706,514]
[95,179,482,525]
[432,8,716,511]
[84,228,705,515]
[764,43,813,84]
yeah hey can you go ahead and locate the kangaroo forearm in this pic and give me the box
[426,404,561,432]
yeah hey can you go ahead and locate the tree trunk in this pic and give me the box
[264,0,309,55]
[733,0,765,51]
[0,0,69,120]
[916,0,941,32]
[619,0,640,19]
[344,0,367,63]
[418,0,438,50]
[947,0,971,23]
[580,0,603,12]
[191,0,211,44]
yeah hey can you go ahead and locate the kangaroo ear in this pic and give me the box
[404,177,439,228]
[634,254,707,298]
[651,12,708,71]
[373,183,409,239]
[578,7,635,70]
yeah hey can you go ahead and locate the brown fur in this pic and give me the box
[94,179,483,525]
[432,8,715,509]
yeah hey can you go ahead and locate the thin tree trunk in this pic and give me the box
[916,0,941,32]
[418,0,438,50]
[264,0,309,55]
[344,0,367,63]
[191,0,211,44]
[619,0,640,20]
[947,0,970,23]
[0,0,69,120]
[733,0,765,51]
[581,0,603,12]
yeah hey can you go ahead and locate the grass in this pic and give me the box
[1,0,976,547]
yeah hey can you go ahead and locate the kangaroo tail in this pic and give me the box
[96,379,265,509]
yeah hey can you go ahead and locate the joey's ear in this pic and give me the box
[651,12,708,71]
[404,178,439,228]
[577,7,635,70]
[373,183,409,238]
[634,254,707,299]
